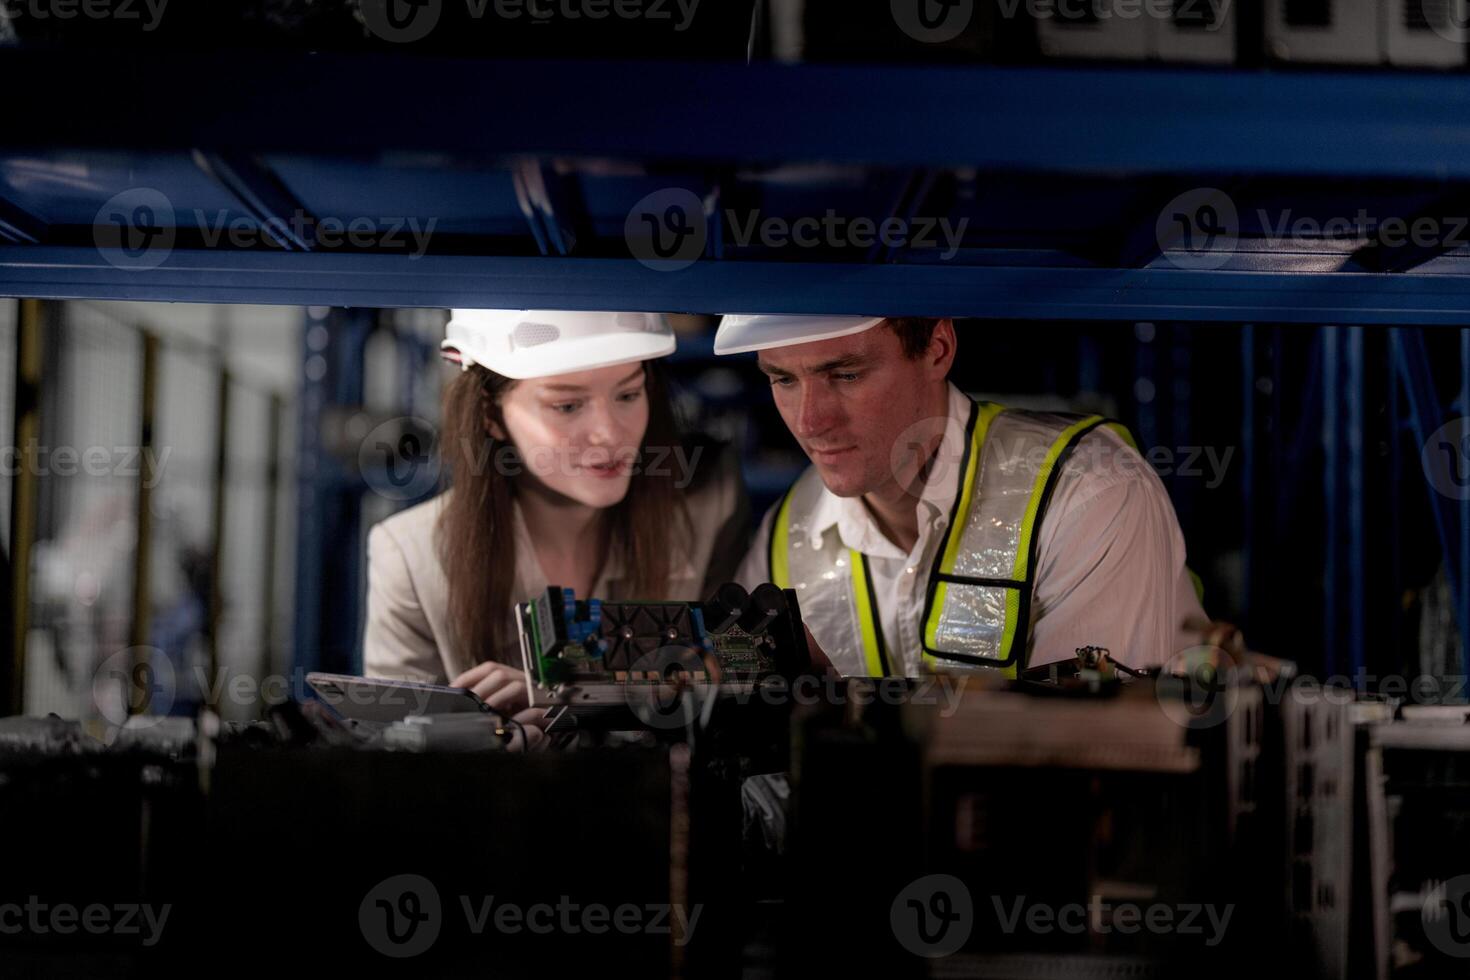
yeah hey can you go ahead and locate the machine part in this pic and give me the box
[1282,681,1355,980]
[517,583,811,717]
[381,713,508,752]
[532,586,564,657]
[704,582,749,634]
[1383,0,1468,67]
[738,582,785,636]
[927,682,1201,773]
[1363,718,1470,976]
[598,601,699,670]
[1035,0,1153,61]
[623,644,718,733]
[1156,0,1237,64]
[1026,0,1235,63]
[1265,0,1379,63]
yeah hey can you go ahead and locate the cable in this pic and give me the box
[1073,644,1158,679]
[505,716,529,752]
[484,703,531,753]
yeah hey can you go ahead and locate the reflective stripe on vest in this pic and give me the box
[921,406,1123,677]
[770,488,891,677]
[769,400,1133,678]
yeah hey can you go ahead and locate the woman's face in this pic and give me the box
[494,362,651,509]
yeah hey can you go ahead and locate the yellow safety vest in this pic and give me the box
[768,399,1142,678]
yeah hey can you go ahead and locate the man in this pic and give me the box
[723,314,1206,678]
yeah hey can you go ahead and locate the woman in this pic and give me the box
[363,309,750,729]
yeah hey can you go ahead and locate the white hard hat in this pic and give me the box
[713,314,886,355]
[441,310,675,380]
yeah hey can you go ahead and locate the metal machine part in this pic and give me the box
[517,582,812,716]
[1266,0,1380,63]
[1364,713,1470,978]
[380,713,511,752]
[1263,0,1467,66]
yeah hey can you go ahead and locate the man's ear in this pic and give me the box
[926,318,957,381]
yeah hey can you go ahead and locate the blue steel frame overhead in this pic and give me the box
[5,50,1470,684]
[4,54,1470,317]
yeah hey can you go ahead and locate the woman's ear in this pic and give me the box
[484,413,507,442]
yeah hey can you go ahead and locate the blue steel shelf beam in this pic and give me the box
[13,54,1470,179]
[22,251,1470,323]
[1388,334,1404,673]
[1392,327,1470,680]
[1108,180,1253,270]
[1324,329,1340,677]
[0,192,45,246]
[293,307,374,678]
[191,151,316,252]
[1347,326,1366,682]
[1321,327,1368,680]
[1349,190,1470,274]
[866,170,937,265]
[705,179,725,262]
[1462,329,1469,684]
[1240,325,1256,625]
[512,159,584,257]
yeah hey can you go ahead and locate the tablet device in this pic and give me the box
[306,671,494,728]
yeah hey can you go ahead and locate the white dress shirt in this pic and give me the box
[735,383,1207,674]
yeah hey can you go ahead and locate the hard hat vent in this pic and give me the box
[511,321,560,349]
[617,313,658,332]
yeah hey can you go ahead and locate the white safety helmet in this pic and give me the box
[441,309,676,380]
[713,314,886,355]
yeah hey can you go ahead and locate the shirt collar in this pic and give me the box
[806,382,973,560]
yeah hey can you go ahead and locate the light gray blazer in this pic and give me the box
[362,443,751,683]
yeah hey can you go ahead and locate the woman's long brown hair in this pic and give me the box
[436,361,688,667]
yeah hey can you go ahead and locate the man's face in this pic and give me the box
[758,325,945,499]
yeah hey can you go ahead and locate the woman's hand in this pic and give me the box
[504,707,549,751]
[452,660,536,718]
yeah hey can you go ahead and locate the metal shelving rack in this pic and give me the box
[5,50,1470,681]
[3,54,1470,316]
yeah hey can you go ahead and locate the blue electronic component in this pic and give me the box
[689,607,716,661]
[562,588,580,643]
[587,599,604,655]
[553,589,610,649]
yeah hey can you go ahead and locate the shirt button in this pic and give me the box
[906,566,916,575]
